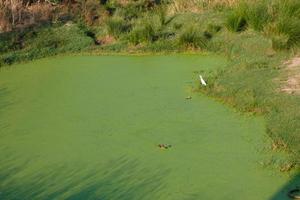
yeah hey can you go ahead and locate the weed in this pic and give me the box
[0,23,93,66]
[279,0,300,19]
[275,16,300,48]
[178,25,209,49]
[246,1,270,31]
[226,4,248,32]
[206,23,222,34]
[271,34,289,50]
[106,17,131,37]
[128,14,162,44]
[129,23,157,44]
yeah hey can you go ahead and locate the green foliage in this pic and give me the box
[178,26,209,49]
[246,1,270,31]
[127,13,162,44]
[0,32,24,53]
[129,23,157,44]
[112,0,162,20]
[141,39,180,52]
[201,28,300,165]
[206,24,222,34]
[278,0,300,19]
[275,16,300,48]
[155,6,176,26]
[106,17,131,37]
[173,22,183,30]
[226,4,248,32]
[0,24,94,66]
[271,34,289,50]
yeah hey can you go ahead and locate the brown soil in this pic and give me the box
[96,35,116,45]
[281,57,300,95]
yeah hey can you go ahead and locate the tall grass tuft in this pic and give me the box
[246,1,270,31]
[271,16,300,49]
[128,14,162,44]
[226,3,248,32]
[106,17,131,38]
[178,26,208,49]
[271,33,289,50]
[128,23,156,44]
[278,0,300,19]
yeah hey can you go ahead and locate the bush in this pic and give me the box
[279,0,300,19]
[112,0,157,20]
[178,26,209,49]
[0,23,94,66]
[106,17,131,37]
[127,13,163,44]
[206,24,222,34]
[271,34,289,50]
[0,31,24,53]
[246,1,270,31]
[83,0,107,25]
[129,23,157,44]
[274,16,300,48]
[226,3,248,32]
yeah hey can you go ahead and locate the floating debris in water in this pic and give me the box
[185,96,192,100]
[158,144,172,150]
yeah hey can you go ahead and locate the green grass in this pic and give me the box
[200,29,300,167]
[0,23,94,66]
[274,16,300,48]
[246,1,270,31]
[106,17,131,37]
[226,3,248,32]
[127,14,161,44]
[178,25,209,49]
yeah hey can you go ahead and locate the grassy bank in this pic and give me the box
[0,0,299,170]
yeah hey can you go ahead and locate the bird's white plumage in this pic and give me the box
[199,75,207,86]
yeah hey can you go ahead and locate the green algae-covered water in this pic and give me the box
[0,55,293,199]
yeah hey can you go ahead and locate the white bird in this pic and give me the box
[199,75,207,86]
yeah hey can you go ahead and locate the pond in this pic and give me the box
[0,55,292,199]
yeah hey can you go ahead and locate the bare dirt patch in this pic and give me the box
[96,35,116,45]
[281,57,300,95]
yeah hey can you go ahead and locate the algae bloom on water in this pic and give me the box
[0,55,292,200]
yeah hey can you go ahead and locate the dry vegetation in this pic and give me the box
[0,0,56,32]
[168,0,238,14]
[281,56,300,94]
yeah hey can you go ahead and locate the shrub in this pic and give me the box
[178,26,208,49]
[0,24,94,66]
[226,3,248,32]
[246,1,270,31]
[128,23,156,44]
[206,24,222,34]
[155,6,176,26]
[112,0,158,20]
[0,31,24,53]
[173,22,183,30]
[274,16,300,48]
[271,34,289,50]
[128,13,162,44]
[106,17,131,37]
[279,0,300,19]
[83,0,107,25]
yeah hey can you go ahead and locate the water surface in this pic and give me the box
[0,55,292,199]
